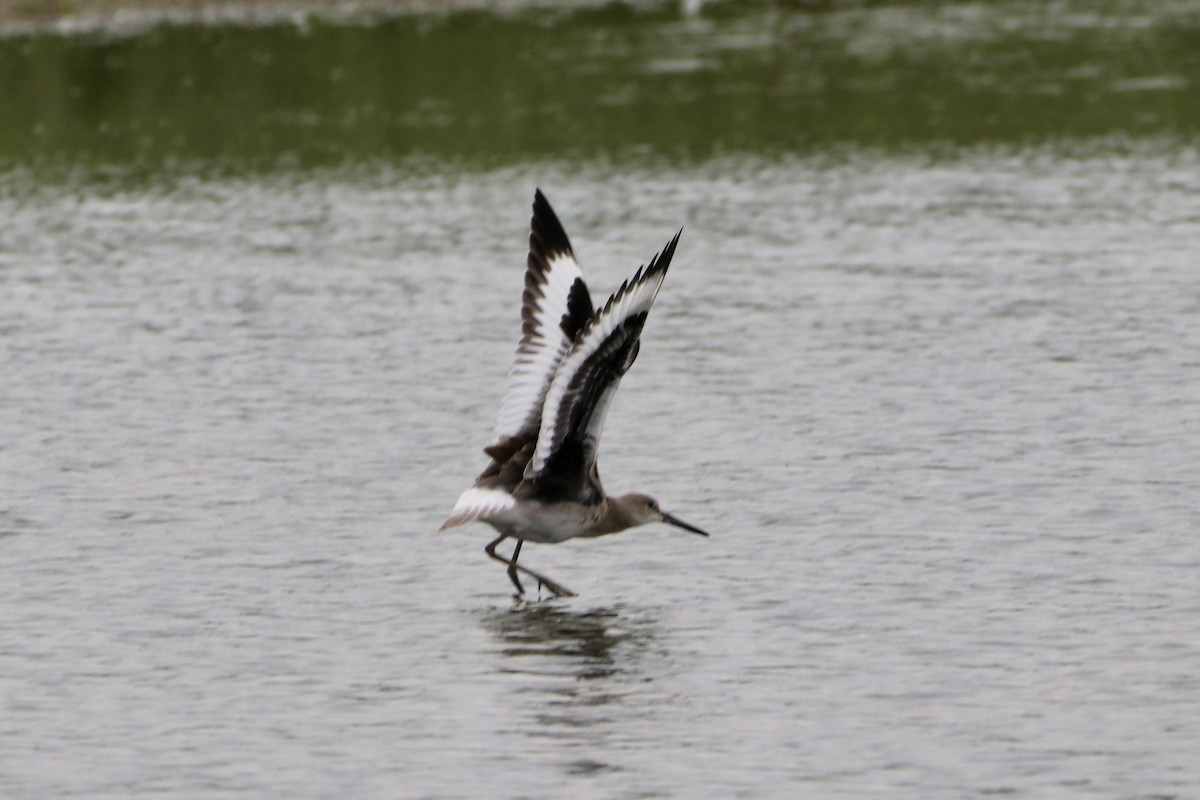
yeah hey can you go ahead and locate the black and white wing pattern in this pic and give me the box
[476,190,594,490]
[521,230,682,503]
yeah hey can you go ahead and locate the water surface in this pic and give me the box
[3,2,1200,798]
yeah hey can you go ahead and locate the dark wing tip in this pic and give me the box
[647,227,683,278]
[589,227,684,321]
[531,188,575,262]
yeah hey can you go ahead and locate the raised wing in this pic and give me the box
[492,189,594,444]
[475,191,595,491]
[521,230,682,503]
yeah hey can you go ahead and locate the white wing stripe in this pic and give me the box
[493,251,586,440]
[526,267,668,476]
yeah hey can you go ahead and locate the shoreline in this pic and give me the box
[0,0,662,35]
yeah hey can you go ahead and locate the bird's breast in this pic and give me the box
[494,500,605,545]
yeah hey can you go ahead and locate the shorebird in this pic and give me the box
[440,189,708,597]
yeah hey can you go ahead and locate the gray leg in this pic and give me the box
[508,539,527,595]
[484,535,576,598]
[486,534,524,595]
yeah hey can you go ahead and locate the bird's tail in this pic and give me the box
[438,487,517,531]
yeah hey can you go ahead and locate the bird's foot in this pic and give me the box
[536,574,576,598]
[507,565,526,596]
[503,555,576,598]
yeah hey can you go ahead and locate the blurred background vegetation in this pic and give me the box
[1,0,1198,176]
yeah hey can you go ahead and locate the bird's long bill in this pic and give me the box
[662,512,710,537]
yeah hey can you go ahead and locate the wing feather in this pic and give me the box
[522,230,682,498]
[492,189,594,443]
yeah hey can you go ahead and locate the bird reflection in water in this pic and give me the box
[480,604,661,770]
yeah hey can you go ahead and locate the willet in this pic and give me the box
[440,189,708,597]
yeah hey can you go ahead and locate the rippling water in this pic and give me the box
[3,149,1199,797]
[4,0,1200,795]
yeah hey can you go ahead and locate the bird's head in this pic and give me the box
[615,493,709,536]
